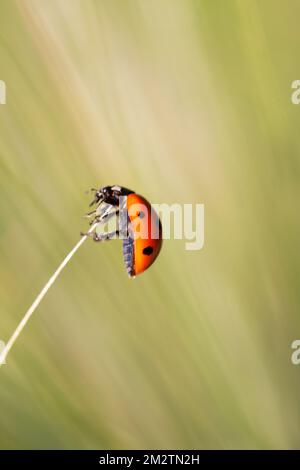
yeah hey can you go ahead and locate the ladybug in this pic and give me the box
[82,185,162,277]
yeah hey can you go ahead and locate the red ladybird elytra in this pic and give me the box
[82,185,162,277]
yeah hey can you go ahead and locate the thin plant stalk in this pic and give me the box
[0,222,98,366]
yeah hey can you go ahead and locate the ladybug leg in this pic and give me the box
[88,209,119,227]
[84,201,115,223]
[84,204,107,221]
[85,208,98,218]
[92,230,119,242]
[80,226,118,238]
[81,206,119,237]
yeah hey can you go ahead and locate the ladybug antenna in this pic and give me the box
[89,191,103,207]
[84,187,100,196]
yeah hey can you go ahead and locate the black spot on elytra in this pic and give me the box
[143,246,153,256]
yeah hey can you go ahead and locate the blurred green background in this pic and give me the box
[1,0,300,449]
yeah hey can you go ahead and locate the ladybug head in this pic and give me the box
[100,186,113,198]
[89,186,115,207]
[89,185,133,207]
